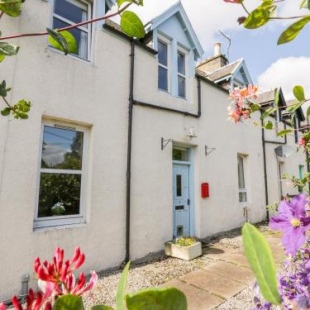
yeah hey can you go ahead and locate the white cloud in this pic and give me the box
[258,57,310,100]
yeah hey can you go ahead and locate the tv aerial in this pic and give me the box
[218,30,231,60]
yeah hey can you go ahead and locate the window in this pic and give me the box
[157,38,188,99]
[177,50,186,98]
[158,40,169,92]
[35,120,89,228]
[237,155,247,203]
[52,0,91,59]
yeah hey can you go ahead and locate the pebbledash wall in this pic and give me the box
[0,0,305,300]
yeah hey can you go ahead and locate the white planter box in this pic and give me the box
[164,241,202,261]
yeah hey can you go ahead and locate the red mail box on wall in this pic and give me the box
[201,182,209,198]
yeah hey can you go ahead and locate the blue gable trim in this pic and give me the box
[145,2,204,60]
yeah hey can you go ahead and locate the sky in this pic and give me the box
[126,0,310,100]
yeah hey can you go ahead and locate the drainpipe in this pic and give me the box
[124,39,135,263]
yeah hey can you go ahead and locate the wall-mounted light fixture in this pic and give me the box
[186,126,197,139]
[161,137,173,150]
[205,145,216,156]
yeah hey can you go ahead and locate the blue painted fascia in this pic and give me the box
[145,2,204,60]
[231,59,253,85]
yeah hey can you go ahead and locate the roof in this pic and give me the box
[145,2,204,59]
[205,59,241,81]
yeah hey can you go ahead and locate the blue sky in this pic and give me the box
[127,0,310,99]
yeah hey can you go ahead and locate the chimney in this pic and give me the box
[214,42,221,57]
[196,42,228,75]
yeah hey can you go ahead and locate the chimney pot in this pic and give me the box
[214,43,221,57]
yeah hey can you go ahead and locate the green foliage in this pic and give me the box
[116,262,130,310]
[47,28,78,55]
[293,85,306,101]
[242,223,281,305]
[278,15,310,44]
[0,42,19,60]
[174,236,197,246]
[91,306,114,310]
[0,0,23,17]
[276,129,293,137]
[53,295,85,310]
[120,11,145,38]
[126,287,187,310]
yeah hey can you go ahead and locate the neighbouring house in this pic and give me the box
[0,0,306,300]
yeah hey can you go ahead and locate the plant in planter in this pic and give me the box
[165,236,202,261]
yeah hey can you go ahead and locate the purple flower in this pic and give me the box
[269,194,310,255]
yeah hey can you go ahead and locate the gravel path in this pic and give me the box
[83,227,269,309]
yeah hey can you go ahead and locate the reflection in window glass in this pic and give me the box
[176,175,182,197]
[158,41,167,66]
[238,155,247,203]
[173,148,189,161]
[177,51,186,98]
[158,40,169,91]
[178,76,186,98]
[158,67,168,91]
[41,126,84,169]
[177,51,185,75]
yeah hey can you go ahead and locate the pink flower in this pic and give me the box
[298,137,306,147]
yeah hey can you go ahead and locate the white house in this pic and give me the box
[0,0,306,300]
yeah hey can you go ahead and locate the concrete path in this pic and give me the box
[163,234,284,310]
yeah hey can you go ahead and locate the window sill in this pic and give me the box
[47,47,92,64]
[33,221,87,232]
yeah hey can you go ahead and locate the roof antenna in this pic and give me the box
[218,30,231,60]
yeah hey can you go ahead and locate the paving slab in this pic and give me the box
[203,245,238,261]
[203,261,255,285]
[179,269,247,299]
[163,279,224,310]
[220,253,251,268]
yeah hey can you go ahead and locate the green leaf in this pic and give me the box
[126,287,187,310]
[242,223,281,305]
[0,54,5,63]
[91,306,114,310]
[250,103,260,112]
[116,262,130,310]
[293,85,305,101]
[244,7,270,29]
[276,129,293,137]
[117,0,130,6]
[300,0,310,9]
[286,101,303,113]
[264,120,273,130]
[0,80,7,97]
[53,295,85,310]
[274,88,279,106]
[261,107,277,119]
[0,0,22,17]
[120,11,145,38]
[1,107,11,116]
[278,15,310,44]
[47,28,69,55]
[0,42,19,56]
[306,105,310,117]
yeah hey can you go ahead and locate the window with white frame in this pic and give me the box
[34,120,89,228]
[52,0,91,60]
[157,38,188,99]
[237,155,247,203]
[158,40,169,92]
[177,50,186,98]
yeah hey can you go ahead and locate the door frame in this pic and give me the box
[172,146,195,237]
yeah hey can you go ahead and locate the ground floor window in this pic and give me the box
[237,154,247,203]
[34,120,89,229]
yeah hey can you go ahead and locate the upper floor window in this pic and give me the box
[52,0,91,60]
[158,40,169,92]
[157,38,188,99]
[35,120,89,229]
[177,50,186,98]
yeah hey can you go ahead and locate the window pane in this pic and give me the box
[239,192,247,203]
[158,41,167,66]
[176,175,182,197]
[54,0,87,24]
[177,51,185,75]
[41,126,84,170]
[178,76,186,98]
[173,149,189,161]
[53,18,88,58]
[158,66,168,91]
[238,156,245,188]
[38,173,81,217]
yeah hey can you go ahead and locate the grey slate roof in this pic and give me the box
[205,59,242,81]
